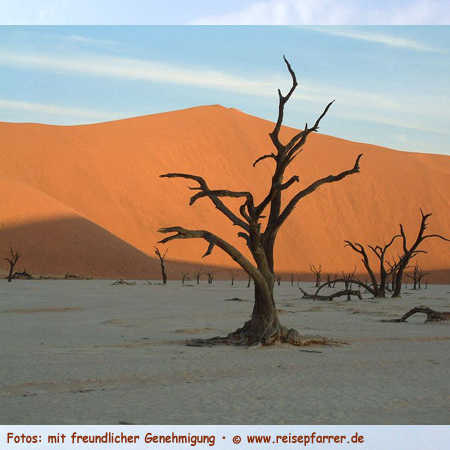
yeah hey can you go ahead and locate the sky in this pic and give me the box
[1,0,450,25]
[1,26,449,155]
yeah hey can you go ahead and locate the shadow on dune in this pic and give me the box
[0,216,449,284]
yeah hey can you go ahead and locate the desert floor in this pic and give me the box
[0,280,449,425]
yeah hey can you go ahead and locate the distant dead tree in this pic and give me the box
[158,57,362,346]
[310,264,322,287]
[405,262,428,290]
[342,267,357,300]
[391,210,449,297]
[5,248,20,282]
[325,272,338,288]
[207,270,215,284]
[154,247,168,284]
[181,272,190,284]
[230,270,239,285]
[192,270,204,285]
[344,235,399,298]
[276,274,282,286]
[290,273,294,286]
[247,275,252,288]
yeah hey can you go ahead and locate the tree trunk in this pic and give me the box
[392,265,405,297]
[160,260,167,284]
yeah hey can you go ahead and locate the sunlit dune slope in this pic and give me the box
[0,105,449,281]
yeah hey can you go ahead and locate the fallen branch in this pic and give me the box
[112,279,136,286]
[300,288,362,301]
[383,307,450,323]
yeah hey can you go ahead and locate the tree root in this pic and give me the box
[382,306,450,323]
[186,323,336,348]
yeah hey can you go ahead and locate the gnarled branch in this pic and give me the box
[160,173,249,231]
[158,226,263,284]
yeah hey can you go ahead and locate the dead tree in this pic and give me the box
[207,270,215,284]
[290,273,294,287]
[230,270,239,285]
[181,272,190,284]
[392,210,449,297]
[276,274,282,286]
[5,248,20,282]
[344,235,399,297]
[154,247,168,284]
[310,264,322,287]
[192,270,203,285]
[405,262,428,290]
[159,57,362,346]
[247,274,251,288]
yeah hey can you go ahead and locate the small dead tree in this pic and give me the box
[230,270,239,285]
[5,248,20,283]
[192,270,203,285]
[276,274,282,286]
[405,262,428,290]
[158,57,362,346]
[290,273,294,287]
[392,210,449,297]
[341,267,357,300]
[181,272,190,284]
[154,247,168,284]
[310,264,322,287]
[207,270,215,284]
[247,275,252,288]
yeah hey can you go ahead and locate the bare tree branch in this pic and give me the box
[158,226,263,284]
[253,153,276,167]
[160,173,249,231]
[269,55,298,152]
[276,154,363,229]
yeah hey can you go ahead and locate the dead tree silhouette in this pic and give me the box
[391,210,449,297]
[5,248,21,283]
[192,270,203,285]
[207,270,215,284]
[405,262,428,290]
[344,235,399,298]
[230,270,239,285]
[310,264,322,287]
[181,272,190,284]
[154,247,168,284]
[159,57,362,346]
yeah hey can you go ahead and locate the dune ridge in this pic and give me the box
[0,105,449,281]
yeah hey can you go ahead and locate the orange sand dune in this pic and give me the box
[0,105,449,281]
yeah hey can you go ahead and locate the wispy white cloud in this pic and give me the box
[0,99,121,122]
[301,27,443,53]
[0,51,280,98]
[0,50,447,135]
[191,0,450,25]
[65,35,116,48]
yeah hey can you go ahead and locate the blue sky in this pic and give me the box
[0,26,449,155]
[1,1,450,25]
